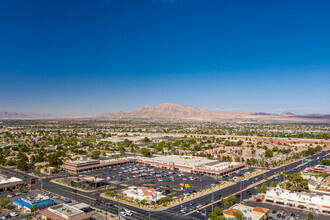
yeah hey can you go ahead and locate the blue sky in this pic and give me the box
[1,0,330,116]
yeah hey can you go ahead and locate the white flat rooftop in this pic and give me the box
[0,176,23,185]
[266,189,330,207]
[50,203,83,218]
[142,155,217,167]
[202,162,241,171]
[231,204,264,220]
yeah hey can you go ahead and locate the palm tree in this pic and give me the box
[31,204,38,217]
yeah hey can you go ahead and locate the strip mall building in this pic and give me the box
[61,155,245,176]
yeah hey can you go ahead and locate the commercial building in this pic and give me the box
[40,203,92,220]
[14,194,55,212]
[123,186,165,203]
[41,167,59,175]
[61,155,245,176]
[223,204,269,220]
[0,176,24,191]
[60,156,131,173]
[137,155,245,176]
[264,188,330,214]
[305,164,330,175]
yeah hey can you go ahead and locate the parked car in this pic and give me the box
[125,210,133,216]
[120,211,127,217]
[9,212,18,217]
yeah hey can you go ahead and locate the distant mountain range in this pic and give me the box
[98,103,330,122]
[0,111,51,119]
[1,103,330,122]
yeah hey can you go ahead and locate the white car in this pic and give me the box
[125,210,133,216]
[120,211,127,217]
[7,195,12,198]
[9,212,18,217]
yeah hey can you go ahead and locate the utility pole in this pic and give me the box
[117,199,119,216]
[240,180,243,203]
[40,178,43,190]
[211,188,214,212]
[105,202,108,220]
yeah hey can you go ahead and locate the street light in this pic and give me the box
[104,201,108,220]
[211,187,214,212]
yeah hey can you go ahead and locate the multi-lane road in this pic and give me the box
[0,149,328,220]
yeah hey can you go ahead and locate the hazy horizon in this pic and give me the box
[1,0,330,116]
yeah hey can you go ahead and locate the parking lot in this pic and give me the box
[79,163,226,199]
[0,188,66,220]
[246,201,329,220]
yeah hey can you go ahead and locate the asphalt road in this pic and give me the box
[0,149,328,220]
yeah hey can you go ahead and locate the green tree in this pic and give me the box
[265,149,273,158]
[308,212,314,220]
[319,173,327,178]
[209,212,217,220]
[18,185,24,193]
[233,210,243,220]
[141,148,151,157]
[214,207,223,216]
[17,160,29,171]
[222,194,236,208]
[142,137,150,143]
[0,198,10,209]
[158,196,173,205]
[31,204,38,217]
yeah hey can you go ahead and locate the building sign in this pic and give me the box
[179,183,185,187]
[30,178,35,185]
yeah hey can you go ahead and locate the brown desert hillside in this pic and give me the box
[98,103,330,122]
